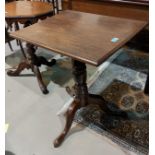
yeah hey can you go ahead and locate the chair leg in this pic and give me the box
[32,65,49,94]
[15,22,20,46]
[5,27,13,51]
[56,0,59,14]
[7,41,13,51]
[14,21,27,58]
[18,40,27,59]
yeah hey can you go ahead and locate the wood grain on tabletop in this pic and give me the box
[5,1,53,18]
[10,10,148,66]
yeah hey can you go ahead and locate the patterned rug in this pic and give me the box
[74,48,149,155]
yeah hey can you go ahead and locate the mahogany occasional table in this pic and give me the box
[6,1,56,94]
[9,10,148,147]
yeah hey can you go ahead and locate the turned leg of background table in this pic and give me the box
[7,43,34,77]
[7,60,31,76]
[7,43,50,94]
[14,21,27,58]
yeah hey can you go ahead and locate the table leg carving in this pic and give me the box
[72,60,88,107]
[54,60,88,147]
[7,60,31,76]
[18,40,27,59]
[14,21,27,58]
[7,43,56,94]
[7,43,35,76]
[54,60,127,147]
[26,43,49,94]
[32,65,49,94]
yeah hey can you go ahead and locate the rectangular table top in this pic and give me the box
[10,10,148,66]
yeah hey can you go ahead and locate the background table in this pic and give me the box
[6,1,56,94]
[6,1,54,57]
[9,10,148,147]
[5,1,54,25]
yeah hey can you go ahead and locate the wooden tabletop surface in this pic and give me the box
[5,1,53,19]
[10,10,148,66]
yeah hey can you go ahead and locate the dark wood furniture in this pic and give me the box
[62,0,149,21]
[5,27,13,51]
[6,1,56,94]
[5,0,59,14]
[9,10,147,147]
[5,1,54,22]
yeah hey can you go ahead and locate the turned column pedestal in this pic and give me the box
[53,60,127,147]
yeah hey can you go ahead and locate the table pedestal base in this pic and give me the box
[54,60,127,147]
[7,43,56,94]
